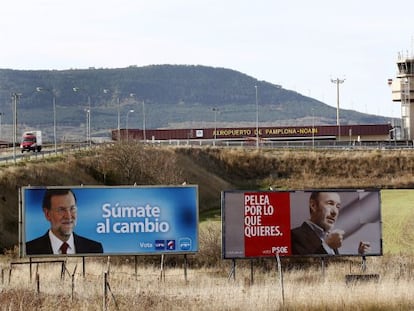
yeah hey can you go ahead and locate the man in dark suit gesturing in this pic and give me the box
[291,192,344,255]
[26,188,103,255]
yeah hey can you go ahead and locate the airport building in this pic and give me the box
[390,51,414,140]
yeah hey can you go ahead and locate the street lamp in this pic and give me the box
[126,109,134,141]
[212,107,219,146]
[129,93,146,142]
[11,93,21,163]
[0,112,3,140]
[142,100,146,142]
[311,108,315,150]
[84,108,90,144]
[331,78,345,141]
[36,87,57,154]
[103,89,121,141]
[129,93,147,142]
[255,85,259,149]
[73,87,91,145]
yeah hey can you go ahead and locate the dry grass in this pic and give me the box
[177,147,414,190]
[381,189,414,255]
[1,255,414,310]
[1,219,414,310]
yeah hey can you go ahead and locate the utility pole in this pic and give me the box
[331,78,345,141]
[11,92,22,163]
[255,85,259,149]
[212,107,218,146]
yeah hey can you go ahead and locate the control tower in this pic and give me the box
[390,52,414,140]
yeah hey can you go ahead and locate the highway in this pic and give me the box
[0,144,86,165]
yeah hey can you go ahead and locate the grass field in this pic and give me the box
[381,189,414,255]
[1,253,413,310]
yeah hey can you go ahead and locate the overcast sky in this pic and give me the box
[1,0,413,118]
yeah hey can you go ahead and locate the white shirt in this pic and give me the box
[48,230,75,254]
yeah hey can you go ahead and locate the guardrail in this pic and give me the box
[1,139,413,166]
[0,142,94,165]
[142,138,414,150]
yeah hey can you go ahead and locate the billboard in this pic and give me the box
[21,185,198,257]
[222,190,382,258]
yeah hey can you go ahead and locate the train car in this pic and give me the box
[113,124,394,143]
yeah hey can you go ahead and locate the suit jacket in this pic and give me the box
[291,222,338,255]
[26,231,103,255]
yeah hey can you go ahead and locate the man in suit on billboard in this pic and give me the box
[291,191,370,255]
[26,188,103,255]
[291,191,344,255]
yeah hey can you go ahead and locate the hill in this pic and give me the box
[0,65,391,141]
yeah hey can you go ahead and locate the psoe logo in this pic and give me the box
[179,237,192,251]
[155,240,165,250]
[166,240,175,250]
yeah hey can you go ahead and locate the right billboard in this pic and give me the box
[222,189,382,258]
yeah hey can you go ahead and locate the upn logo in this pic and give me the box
[155,240,165,250]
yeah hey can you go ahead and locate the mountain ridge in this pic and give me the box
[0,65,391,141]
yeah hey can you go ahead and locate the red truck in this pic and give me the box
[20,131,42,152]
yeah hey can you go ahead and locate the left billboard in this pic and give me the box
[21,185,198,257]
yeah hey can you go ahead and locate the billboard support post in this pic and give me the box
[134,256,138,279]
[71,267,76,301]
[227,259,236,281]
[160,254,165,282]
[321,258,326,278]
[82,257,85,278]
[184,254,188,283]
[250,259,254,285]
[60,261,65,280]
[106,256,111,277]
[274,251,285,306]
[36,270,40,294]
[29,257,33,282]
[102,272,108,311]
[361,256,367,272]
